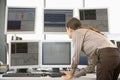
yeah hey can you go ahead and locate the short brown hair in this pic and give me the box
[66,17,81,30]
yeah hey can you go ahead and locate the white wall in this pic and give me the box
[6,0,120,41]
[45,0,83,8]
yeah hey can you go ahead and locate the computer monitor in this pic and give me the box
[6,7,36,34]
[41,40,72,68]
[78,51,88,69]
[79,8,109,32]
[9,40,40,71]
[116,41,120,48]
[44,9,73,33]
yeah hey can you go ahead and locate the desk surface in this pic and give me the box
[0,73,120,80]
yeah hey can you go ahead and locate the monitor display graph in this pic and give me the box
[79,8,109,32]
[44,9,73,32]
[6,8,35,34]
[44,14,65,22]
[9,40,40,69]
[8,20,21,30]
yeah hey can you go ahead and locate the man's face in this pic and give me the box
[66,27,74,39]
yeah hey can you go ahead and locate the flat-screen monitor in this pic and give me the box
[44,9,73,33]
[78,51,88,69]
[116,41,120,48]
[6,8,35,34]
[9,40,40,70]
[79,8,109,32]
[41,41,72,68]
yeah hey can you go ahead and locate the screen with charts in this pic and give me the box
[44,9,73,32]
[9,41,40,69]
[42,41,71,67]
[7,8,35,33]
[79,8,109,32]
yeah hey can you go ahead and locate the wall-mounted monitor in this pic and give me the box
[41,40,72,68]
[44,9,73,33]
[79,8,109,32]
[6,7,36,34]
[9,40,40,70]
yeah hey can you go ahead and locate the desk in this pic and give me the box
[0,74,120,80]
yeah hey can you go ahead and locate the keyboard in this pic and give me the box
[2,73,49,77]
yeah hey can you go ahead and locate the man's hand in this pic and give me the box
[62,71,75,80]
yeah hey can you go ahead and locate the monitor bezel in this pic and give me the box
[41,40,72,68]
[8,40,41,69]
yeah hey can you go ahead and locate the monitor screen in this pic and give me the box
[11,42,28,53]
[6,8,35,33]
[42,41,71,67]
[8,20,21,30]
[78,51,88,68]
[9,41,40,69]
[79,56,88,65]
[44,9,73,32]
[44,14,65,22]
[79,8,109,32]
[116,41,120,48]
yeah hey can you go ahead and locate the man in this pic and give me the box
[63,17,120,80]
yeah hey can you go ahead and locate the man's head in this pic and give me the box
[66,17,82,38]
